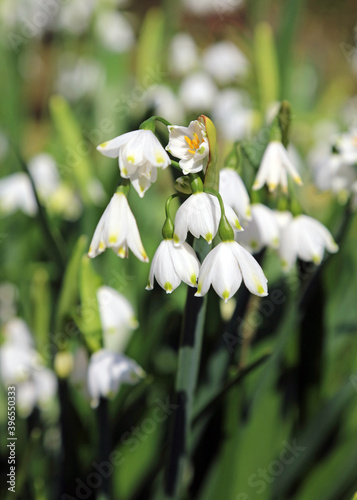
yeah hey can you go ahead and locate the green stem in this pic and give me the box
[164,239,209,498]
[170,160,182,171]
[13,146,66,271]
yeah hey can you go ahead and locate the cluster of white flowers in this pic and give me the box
[0,318,57,417]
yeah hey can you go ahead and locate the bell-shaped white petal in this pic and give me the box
[236,204,280,253]
[87,349,145,408]
[195,241,268,302]
[253,141,303,192]
[88,192,148,262]
[97,129,170,197]
[97,286,138,353]
[279,215,339,271]
[174,192,242,245]
[166,119,210,175]
[146,239,200,293]
[219,168,251,223]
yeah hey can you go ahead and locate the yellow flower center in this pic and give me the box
[185,132,203,155]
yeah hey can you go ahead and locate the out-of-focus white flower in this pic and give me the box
[173,193,242,245]
[168,33,199,77]
[253,141,303,192]
[144,85,185,125]
[87,349,145,408]
[182,0,244,15]
[178,72,218,113]
[166,120,209,175]
[58,0,96,35]
[236,204,280,253]
[195,241,268,302]
[335,129,357,164]
[219,168,251,223]
[98,129,170,197]
[279,215,339,271]
[212,89,253,141]
[56,55,105,102]
[88,191,149,262]
[146,239,200,293]
[0,173,37,216]
[28,153,60,198]
[202,41,248,84]
[95,11,135,53]
[2,317,34,348]
[97,286,138,353]
[273,210,293,235]
[16,367,57,417]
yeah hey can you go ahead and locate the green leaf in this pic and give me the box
[49,95,94,205]
[254,22,280,114]
[30,267,51,360]
[78,255,103,353]
[136,8,165,87]
[201,115,219,192]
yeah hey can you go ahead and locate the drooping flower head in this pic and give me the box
[166,119,209,174]
[219,167,251,224]
[97,129,170,197]
[236,204,280,253]
[88,190,148,262]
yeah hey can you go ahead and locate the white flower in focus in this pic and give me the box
[253,141,303,192]
[279,215,339,271]
[146,239,200,293]
[236,204,280,253]
[174,193,242,245]
[87,349,145,408]
[202,41,248,84]
[97,286,138,353]
[195,241,268,302]
[97,129,170,197]
[178,72,218,113]
[219,168,251,223]
[88,192,148,262]
[95,11,135,53]
[166,120,209,175]
[168,33,199,77]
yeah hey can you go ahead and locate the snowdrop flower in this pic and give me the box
[0,173,37,216]
[279,215,339,271]
[195,241,268,302]
[97,286,138,353]
[174,193,242,245]
[236,204,280,253]
[212,89,253,142]
[253,141,303,192]
[88,191,148,262]
[97,129,170,197]
[168,33,199,77]
[166,120,209,175]
[87,349,145,408]
[178,72,218,113]
[202,41,248,85]
[273,210,293,235]
[219,168,251,223]
[95,11,135,53]
[146,239,200,293]
[336,129,357,164]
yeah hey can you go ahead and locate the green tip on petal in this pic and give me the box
[222,290,230,302]
[190,274,197,285]
[164,282,173,293]
[312,254,321,265]
[173,234,180,244]
[257,284,266,295]
[205,232,213,243]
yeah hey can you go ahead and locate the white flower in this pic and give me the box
[0,173,37,216]
[212,89,253,142]
[279,215,339,271]
[178,72,218,114]
[236,204,280,253]
[146,239,200,293]
[166,120,210,175]
[168,32,199,77]
[219,168,251,223]
[202,41,248,85]
[87,349,145,408]
[195,241,268,302]
[88,192,148,262]
[144,85,185,124]
[95,11,135,53]
[174,192,242,245]
[97,129,170,197]
[97,286,138,353]
[253,141,303,192]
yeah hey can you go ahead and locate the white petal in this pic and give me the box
[169,241,200,287]
[97,131,139,158]
[210,243,242,302]
[233,243,268,296]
